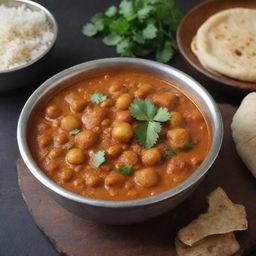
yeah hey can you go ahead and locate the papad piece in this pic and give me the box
[175,233,240,256]
[178,187,247,246]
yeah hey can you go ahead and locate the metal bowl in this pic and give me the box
[0,0,58,92]
[17,58,223,225]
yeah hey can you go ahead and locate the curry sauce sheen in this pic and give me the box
[29,72,211,201]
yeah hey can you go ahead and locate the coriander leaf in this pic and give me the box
[69,129,81,136]
[93,150,106,168]
[110,18,130,35]
[180,142,194,152]
[132,32,145,44]
[81,0,182,62]
[91,13,105,31]
[103,33,122,46]
[137,5,153,21]
[163,150,177,160]
[90,92,107,104]
[142,24,157,39]
[119,0,134,17]
[105,6,117,17]
[82,23,98,37]
[134,121,161,149]
[116,39,134,57]
[129,99,157,121]
[156,41,174,63]
[117,165,132,176]
[153,108,171,122]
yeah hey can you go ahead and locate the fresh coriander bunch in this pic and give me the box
[82,0,182,63]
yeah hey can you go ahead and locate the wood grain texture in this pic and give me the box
[177,0,256,94]
[17,104,256,256]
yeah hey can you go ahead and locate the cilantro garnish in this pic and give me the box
[180,142,194,152]
[129,99,170,149]
[117,165,132,176]
[163,150,177,160]
[69,129,81,136]
[92,150,106,168]
[90,92,107,104]
[82,0,182,63]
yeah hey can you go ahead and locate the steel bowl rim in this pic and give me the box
[0,0,58,74]
[17,57,223,208]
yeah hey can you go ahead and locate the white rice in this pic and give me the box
[0,4,54,71]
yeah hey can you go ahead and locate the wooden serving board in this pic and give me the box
[17,104,256,256]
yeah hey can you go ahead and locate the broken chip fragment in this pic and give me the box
[175,233,240,256]
[178,187,247,246]
[175,187,248,256]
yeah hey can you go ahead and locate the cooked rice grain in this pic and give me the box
[0,4,54,70]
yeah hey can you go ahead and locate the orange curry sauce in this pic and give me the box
[29,72,211,201]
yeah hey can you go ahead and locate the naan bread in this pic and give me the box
[191,36,218,74]
[193,8,256,82]
[231,92,256,177]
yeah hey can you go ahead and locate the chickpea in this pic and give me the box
[48,147,63,159]
[141,148,161,166]
[115,93,133,110]
[85,173,101,187]
[104,171,125,187]
[131,144,143,155]
[46,105,61,119]
[152,92,177,109]
[92,126,101,134]
[74,165,83,173]
[115,110,133,123]
[109,80,123,93]
[167,159,187,174]
[169,112,184,128]
[112,122,133,142]
[167,128,190,151]
[38,135,51,147]
[37,122,48,132]
[66,148,85,165]
[134,168,159,188]
[117,150,138,167]
[55,133,68,145]
[58,168,74,182]
[106,145,122,158]
[73,178,85,189]
[75,130,97,149]
[184,109,203,122]
[45,162,58,174]
[71,99,86,112]
[101,119,111,126]
[190,156,202,166]
[100,99,114,108]
[134,83,152,98]
[61,115,81,131]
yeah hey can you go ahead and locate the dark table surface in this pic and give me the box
[0,0,249,255]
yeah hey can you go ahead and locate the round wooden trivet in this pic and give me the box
[17,104,256,256]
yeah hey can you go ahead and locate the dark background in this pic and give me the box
[0,0,245,255]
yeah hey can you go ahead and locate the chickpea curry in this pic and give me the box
[29,72,211,201]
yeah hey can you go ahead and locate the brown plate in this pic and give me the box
[177,0,256,94]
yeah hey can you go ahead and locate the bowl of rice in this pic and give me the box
[0,0,57,92]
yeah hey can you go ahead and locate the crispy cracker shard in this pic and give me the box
[178,187,248,246]
[175,233,240,256]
